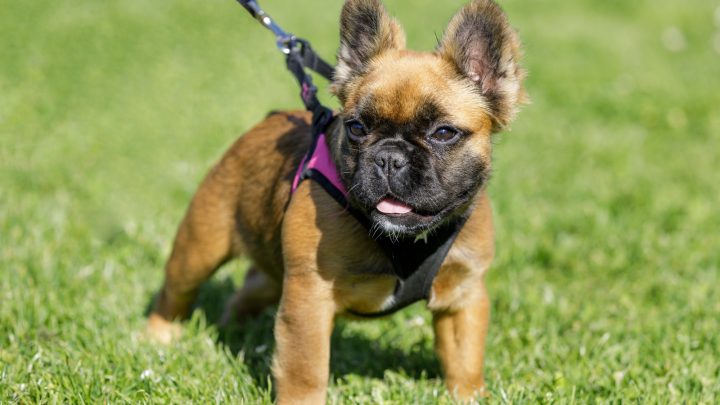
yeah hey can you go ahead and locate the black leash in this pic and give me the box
[235,0,334,135]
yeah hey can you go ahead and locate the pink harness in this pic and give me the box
[291,133,347,198]
[286,126,468,319]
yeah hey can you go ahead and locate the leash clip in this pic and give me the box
[235,0,335,80]
[236,0,296,54]
[277,36,300,55]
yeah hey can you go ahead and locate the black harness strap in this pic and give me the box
[347,217,467,318]
[284,39,334,134]
[235,0,469,318]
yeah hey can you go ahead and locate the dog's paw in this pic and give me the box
[449,383,490,404]
[144,313,182,344]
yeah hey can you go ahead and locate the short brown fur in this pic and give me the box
[147,0,525,403]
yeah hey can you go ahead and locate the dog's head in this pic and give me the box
[330,0,527,236]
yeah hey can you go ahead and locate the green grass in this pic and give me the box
[2,0,719,402]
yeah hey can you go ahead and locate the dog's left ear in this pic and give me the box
[438,0,527,130]
[332,0,406,102]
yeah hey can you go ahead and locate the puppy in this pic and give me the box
[147,0,526,403]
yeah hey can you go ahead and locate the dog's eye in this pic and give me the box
[431,126,459,143]
[345,121,367,140]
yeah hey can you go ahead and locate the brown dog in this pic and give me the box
[147,0,526,402]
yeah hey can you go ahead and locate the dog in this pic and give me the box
[146,0,526,402]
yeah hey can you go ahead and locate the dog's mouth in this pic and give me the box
[368,193,471,236]
[371,196,439,235]
[374,196,439,218]
[375,197,414,216]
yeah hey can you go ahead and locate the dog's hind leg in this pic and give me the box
[218,267,281,326]
[147,169,240,343]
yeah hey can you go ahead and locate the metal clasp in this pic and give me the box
[237,0,296,54]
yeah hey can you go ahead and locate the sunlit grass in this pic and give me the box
[1,0,719,402]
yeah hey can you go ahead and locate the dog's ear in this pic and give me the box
[332,0,406,102]
[438,0,527,130]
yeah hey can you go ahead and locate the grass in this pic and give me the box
[2,0,719,402]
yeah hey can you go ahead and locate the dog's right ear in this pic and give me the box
[331,0,406,102]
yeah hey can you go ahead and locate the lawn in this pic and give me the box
[1,0,719,403]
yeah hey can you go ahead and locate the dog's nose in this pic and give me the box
[374,149,408,176]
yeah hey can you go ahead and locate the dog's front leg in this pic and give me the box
[432,281,490,400]
[273,182,339,405]
[272,270,335,405]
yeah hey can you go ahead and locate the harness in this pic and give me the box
[236,0,467,317]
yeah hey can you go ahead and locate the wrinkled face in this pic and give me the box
[335,52,494,236]
[331,0,526,237]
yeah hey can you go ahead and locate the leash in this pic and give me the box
[235,0,335,134]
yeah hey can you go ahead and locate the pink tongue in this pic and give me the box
[376,198,413,215]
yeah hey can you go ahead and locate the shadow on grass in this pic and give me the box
[147,276,441,390]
